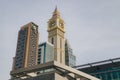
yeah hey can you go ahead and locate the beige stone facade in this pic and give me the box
[48,7,65,64]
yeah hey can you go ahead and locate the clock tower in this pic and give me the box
[47,7,65,64]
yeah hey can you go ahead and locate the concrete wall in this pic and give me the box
[24,73,54,80]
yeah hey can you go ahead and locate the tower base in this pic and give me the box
[23,72,71,80]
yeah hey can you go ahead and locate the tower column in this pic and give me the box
[47,7,65,64]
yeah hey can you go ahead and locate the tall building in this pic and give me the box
[75,57,120,80]
[37,42,54,64]
[65,39,76,67]
[13,22,39,70]
[47,7,65,64]
[10,7,100,80]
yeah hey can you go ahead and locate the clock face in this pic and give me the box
[49,21,56,28]
[59,23,64,29]
[51,22,55,26]
[60,23,63,26]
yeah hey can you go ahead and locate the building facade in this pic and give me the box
[75,57,120,80]
[47,7,65,64]
[10,7,100,80]
[38,42,54,64]
[13,22,39,70]
[65,39,76,67]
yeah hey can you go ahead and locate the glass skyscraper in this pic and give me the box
[38,42,54,64]
[65,39,76,67]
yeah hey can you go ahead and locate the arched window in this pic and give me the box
[60,38,62,48]
[51,37,54,44]
[60,38,62,63]
[60,52,62,63]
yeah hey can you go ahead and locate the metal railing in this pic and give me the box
[73,57,120,69]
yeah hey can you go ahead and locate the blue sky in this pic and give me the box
[0,0,120,79]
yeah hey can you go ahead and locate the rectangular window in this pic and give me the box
[107,73,112,80]
[60,52,62,63]
[60,38,62,48]
[38,55,41,57]
[38,62,41,64]
[112,72,118,79]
